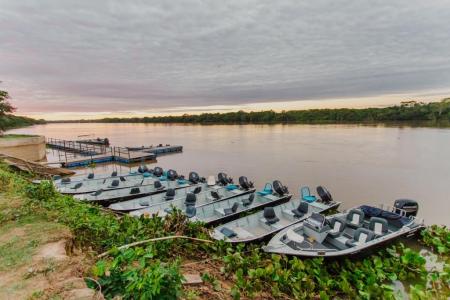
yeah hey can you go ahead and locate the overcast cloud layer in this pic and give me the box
[1,0,450,116]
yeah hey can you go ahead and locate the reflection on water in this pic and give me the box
[7,123,450,226]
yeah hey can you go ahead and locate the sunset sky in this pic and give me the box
[1,0,450,120]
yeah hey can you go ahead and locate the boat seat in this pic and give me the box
[120,176,126,182]
[301,186,316,203]
[345,228,375,247]
[71,182,83,190]
[368,217,389,237]
[154,181,164,190]
[184,193,197,206]
[192,186,202,194]
[220,227,237,238]
[87,173,94,179]
[292,202,309,218]
[130,187,140,195]
[345,209,365,228]
[242,194,255,206]
[263,207,279,225]
[111,171,118,177]
[92,190,102,196]
[225,184,238,191]
[223,202,239,215]
[61,177,71,184]
[139,199,150,206]
[257,183,273,196]
[328,218,346,237]
[185,206,197,218]
[211,191,221,201]
[164,188,176,201]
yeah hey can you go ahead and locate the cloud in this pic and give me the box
[1,0,450,116]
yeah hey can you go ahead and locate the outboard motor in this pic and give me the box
[317,186,333,204]
[273,180,288,196]
[153,167,163,177]
[167,169,178,181]
[138,165,149,174]
[218,173,229,186]
[394,199,419,217]
[238,176,253,190]
[189,172,200,184]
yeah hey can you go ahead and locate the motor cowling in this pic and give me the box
[317,186,333,203]
[167,169,178,180]
[218,173,229,186]
[239,176,253,190]
[273,180,288,196]
[153,167,163,177]
[189,171,200,184]
[394,199,419,217]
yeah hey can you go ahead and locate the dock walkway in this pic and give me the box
[46,138,181,168]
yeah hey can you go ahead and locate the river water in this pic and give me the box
[7,123,450,226]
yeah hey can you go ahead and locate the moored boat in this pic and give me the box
[129,175,256,218]
[263,200,424,258]
[75,170,201,205]
[212,185,340,243]
[109,174,251,212]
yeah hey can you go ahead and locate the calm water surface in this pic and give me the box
[8,123,450,226]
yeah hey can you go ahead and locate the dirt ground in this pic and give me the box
[0,195,102,300]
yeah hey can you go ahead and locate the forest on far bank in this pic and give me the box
[53,99,450,125]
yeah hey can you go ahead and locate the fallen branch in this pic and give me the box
[97,235,213,258]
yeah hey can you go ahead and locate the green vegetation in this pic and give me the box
[59,99,450,125]
[0,89,45,134]
[0,164,449,299]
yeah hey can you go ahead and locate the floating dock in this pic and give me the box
[46,138,181,168]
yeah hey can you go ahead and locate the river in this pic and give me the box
[7,123,450,226]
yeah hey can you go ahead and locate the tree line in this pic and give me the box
[57,99,450,124]
[0,88,45,134]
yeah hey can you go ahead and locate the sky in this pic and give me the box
[1,0,450,120]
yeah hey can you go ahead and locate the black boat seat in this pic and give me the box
[328,218,346,237]
[120,176,126,182]
[184,193,197,206]
[345,209,365,228]
[164,188,176,201]
[71,182,83,190]
[92,190,103,196]
[139,199,150,206]
[111,171,118,177]
[110,179,120,187]
[291,202,309,218]
[368,217,389,237]
[224,202,239,215]
[242,194,255,206]
[220,227,237,238]
[87,173,94,179]
[154,181,164,190]
[130,187,140,195]
[193,186,202,194]
[345,228,375,247]
[263,207,279,225]
[211,191,221,201]
[61,177,71,184]
[185,206,197,218]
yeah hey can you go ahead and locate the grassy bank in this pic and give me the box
[0,164,449,299]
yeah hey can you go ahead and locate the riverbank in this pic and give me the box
[0,164,449,299]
